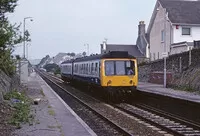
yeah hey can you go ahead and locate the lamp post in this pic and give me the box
[84,44,89,56]
[23,17,33,59]
[163,9,168,88]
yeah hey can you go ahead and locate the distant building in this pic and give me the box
[148,0,200,60]
[100,21,149,63]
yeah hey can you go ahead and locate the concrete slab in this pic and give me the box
[13,72,97,136]
[138,82,200,103]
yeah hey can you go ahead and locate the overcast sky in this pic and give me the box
[8,0,156,59]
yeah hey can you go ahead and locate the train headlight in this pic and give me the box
[107,80,112,86]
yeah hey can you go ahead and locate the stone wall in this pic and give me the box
[0,70,20,102]
[139,48,200,83]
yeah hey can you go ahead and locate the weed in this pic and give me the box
[48,105,52,108]
[40,89,45,96]
[48,109,55,116]
[57,125,62,129]
[4,91,31,128]
[48,125,57,129]
[36,119,40,124]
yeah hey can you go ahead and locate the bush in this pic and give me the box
[4,91,31,128]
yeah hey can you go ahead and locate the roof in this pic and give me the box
[105,44,144,57]
[159,0,200,24]
[61,59,75,64]
[52,53,69,64]
[136,35,148,56]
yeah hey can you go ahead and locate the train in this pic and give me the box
[60,51,138,100]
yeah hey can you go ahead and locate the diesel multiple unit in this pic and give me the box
[60,51,138,97]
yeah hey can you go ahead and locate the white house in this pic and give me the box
[148,0,200,60]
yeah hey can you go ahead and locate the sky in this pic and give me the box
[8,0,156,59]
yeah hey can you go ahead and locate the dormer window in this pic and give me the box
[182,27,191,35]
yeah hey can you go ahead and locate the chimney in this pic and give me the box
[101,41,107,54]
[103,41,106,50]
[138,21,146,36]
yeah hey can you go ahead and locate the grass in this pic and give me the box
[35,119,40,124]
[40,89,45,97]
[48,105,52,108]
[172,85,196,92]
[4,90,31,128]
[48,109,55,116]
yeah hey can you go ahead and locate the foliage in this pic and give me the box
[4,90,31,128]
[36,55,50,68]
[0,0,31,75]
[0,0,18,19]
[66,52,76,57]
[43,63,59,73]
[54,66,60,75]
[0,49,16,75]
[82,51,86,56]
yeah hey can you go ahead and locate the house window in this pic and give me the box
[161,30,165,42]
[182,27,191,35]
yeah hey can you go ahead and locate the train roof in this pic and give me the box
[61,59,74,64]
[74,51,136,62]
[61,51,136,64]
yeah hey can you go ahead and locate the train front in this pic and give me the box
[101,58,138,93]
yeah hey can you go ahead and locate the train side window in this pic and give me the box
[84,64,86,74]
[99,62,101,77]
[95,62,98,76]
[91,63,94,74]
[85,64,86,74]
[126,61,135,75]
[83,64,85,74]
[82,64,84,74]
[86,64,88,74]
[74,64,77,73]
[88,64,90,74]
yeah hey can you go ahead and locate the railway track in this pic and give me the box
[37,70,200,136]
[37,70,133,136]
[115,103,200,136]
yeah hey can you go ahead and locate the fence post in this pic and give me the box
[189,47,191,66]
[179,57,182,73]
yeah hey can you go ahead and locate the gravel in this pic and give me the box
[41,73,165,136]
[43,77,123,136]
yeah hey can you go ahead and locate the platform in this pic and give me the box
[14,71,97,136]
[137,82,200,104]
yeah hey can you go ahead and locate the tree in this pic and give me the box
[70,52,75,57]
[0,0,25,75]
[82,51,86,57]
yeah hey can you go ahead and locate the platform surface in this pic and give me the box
[14,72,97,136]
[138,82,200,103]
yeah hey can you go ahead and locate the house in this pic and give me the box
[148,0,200,60]
[100,21,149,63]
